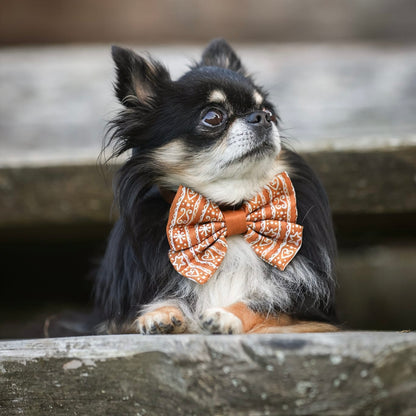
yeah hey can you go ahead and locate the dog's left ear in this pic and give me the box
[200,38,247,75]
[111,46,171,108]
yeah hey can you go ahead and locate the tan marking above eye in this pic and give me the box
[253,90,263,106]
[208,90,227,103]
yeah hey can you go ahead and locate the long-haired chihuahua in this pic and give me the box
[94,39,338,335]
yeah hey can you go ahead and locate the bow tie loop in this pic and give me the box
[223,209,248,237]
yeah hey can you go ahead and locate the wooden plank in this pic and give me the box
[1,333,415,416]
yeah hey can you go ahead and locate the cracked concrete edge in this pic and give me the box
[1,332,415,363]
[1,333,415,416]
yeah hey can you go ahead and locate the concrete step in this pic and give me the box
[1,146,415,231]
[1,44,416,167]
[1,332,415,415]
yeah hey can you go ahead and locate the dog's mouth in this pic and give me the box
[223,131,278,168]
[236,139,275,162]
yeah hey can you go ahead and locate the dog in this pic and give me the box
[94,39,338,335]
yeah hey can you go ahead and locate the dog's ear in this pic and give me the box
[200,38,246,75]
[111,46,171,107]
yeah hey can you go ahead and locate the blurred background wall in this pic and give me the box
[0,0,415,338]
[1,0,416,45]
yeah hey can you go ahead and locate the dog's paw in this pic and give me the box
[199,308,243,334]
[135,306,186,335]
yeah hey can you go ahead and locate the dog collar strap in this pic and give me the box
[166,171,303,284]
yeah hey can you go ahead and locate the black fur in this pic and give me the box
[94,39,337,330]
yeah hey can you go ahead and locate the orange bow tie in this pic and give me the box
[166,171,303,284]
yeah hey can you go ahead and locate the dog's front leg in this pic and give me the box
[199,302,339,334]
[198,307,244,334]
[134,302,188,335]
[198,302,270,334]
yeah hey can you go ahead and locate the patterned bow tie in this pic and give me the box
[166,171,303,284]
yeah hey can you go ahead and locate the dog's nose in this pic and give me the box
[245,110,271,128]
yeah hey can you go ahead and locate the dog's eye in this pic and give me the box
[202,109,225,127]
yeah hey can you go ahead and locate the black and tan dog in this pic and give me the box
[94,39,338,335]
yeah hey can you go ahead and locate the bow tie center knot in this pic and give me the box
[223,209,247,237]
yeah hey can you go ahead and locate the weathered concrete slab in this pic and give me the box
[302,146,416,215]
[0,165,114,228]
[0,146,415,230]
[1,333,415,415]
[1,44,416,167]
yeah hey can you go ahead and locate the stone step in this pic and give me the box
[1,44,416,167]
[1,44,416,229]
[1,146,415,232]
[1,333,415,415]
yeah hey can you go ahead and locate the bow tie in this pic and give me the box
[166,171,303,284]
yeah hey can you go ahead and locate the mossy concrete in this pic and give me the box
[1,332,415,415]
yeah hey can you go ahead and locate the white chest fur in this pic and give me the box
[192,235,273,314]
[143,229,327,332]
